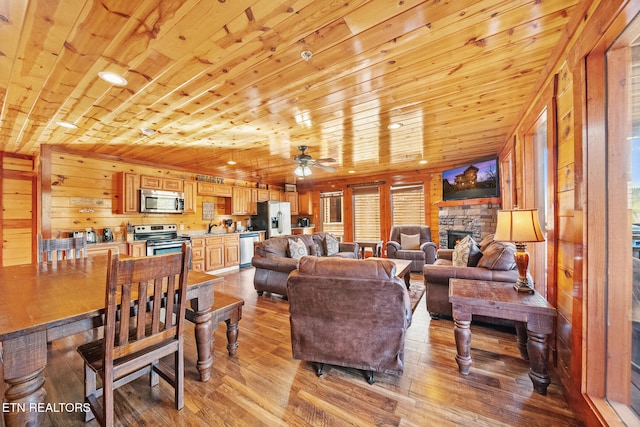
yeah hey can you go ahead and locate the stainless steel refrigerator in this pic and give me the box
[251,201,291,238]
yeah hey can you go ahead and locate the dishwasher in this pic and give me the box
[239,232,260,268]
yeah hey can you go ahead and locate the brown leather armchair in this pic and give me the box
[287,256,411,384]
[386,225,437,272]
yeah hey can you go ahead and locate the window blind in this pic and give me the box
[391,183,424,225]
[353,186,380,240]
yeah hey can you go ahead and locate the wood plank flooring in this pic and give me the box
[36,268,579,426]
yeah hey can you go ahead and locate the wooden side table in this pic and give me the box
[448,278,557,395]
[356,240,383,258]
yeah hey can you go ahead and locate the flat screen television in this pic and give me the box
[442,157,499,201]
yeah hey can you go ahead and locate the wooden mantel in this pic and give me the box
[434,197,502,208]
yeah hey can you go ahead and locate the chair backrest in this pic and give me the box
[38,235,88,262]
[389,225,432,245]
[102,243,191,368]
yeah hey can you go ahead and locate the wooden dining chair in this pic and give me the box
[38,235,87,262]
[76,243,191,426]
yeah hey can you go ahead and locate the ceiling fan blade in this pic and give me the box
[315,164,336,172]
[315,157,336,163]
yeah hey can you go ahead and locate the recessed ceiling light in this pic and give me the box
[140,127,155,136]
[387,123,403,130]
[301,50,313,61]
[419,160,428,165]
[227,160,237,165]
[56,121,78,129]
[98,71,128,86]
[348,170,356,174]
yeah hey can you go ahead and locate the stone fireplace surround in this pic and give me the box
[438,203,499,249]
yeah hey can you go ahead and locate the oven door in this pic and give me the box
[146,242,192,268]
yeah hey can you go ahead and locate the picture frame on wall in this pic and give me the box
[442,157,500,201]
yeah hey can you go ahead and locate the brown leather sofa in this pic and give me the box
[386,225,437,272]
[423,234,518,326]
[252,232,358,298]
[287,256,411,384]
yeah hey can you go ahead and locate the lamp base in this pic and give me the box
[513,276,534,294]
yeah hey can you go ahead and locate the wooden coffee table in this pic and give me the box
[449,278,557,395]
[367,257,412,290]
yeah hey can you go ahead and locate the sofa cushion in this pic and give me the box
[452,235,480,267]
[298,255,396,280]
[288,238,308,260]
[324,234,339,256]
[477,241,517,270]
[400,233,420,250]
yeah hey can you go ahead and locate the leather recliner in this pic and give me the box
[386,225,437,272]
[287,256,411,384]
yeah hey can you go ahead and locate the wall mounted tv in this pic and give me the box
[442,157,500,201]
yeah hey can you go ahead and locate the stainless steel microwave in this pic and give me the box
[139,189,185,214]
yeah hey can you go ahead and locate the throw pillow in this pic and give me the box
[477,241,517,270]
[478,234,495,253]
[400,233,420,250]
[452,235,479,268]
[288,238,308,260]
[323,234,339,256]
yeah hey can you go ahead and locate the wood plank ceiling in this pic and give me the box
[0,0,580,185]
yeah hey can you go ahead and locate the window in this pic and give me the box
[320,191,343,241]
[353,186,380,240]
[391,183,424,225]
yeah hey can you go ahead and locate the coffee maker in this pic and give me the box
[297,217,310,227]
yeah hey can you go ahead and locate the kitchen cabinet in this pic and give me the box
[284,192,299,215]
[231,186,254,215]
[224,234,240,266]
[197,182,232,197]
[269,189,282,201]
[205,236,224,271]
[116,172,139,214]
[128,242,146,257]
[292,227,315,235]
[86,243,129,257]
[183,180,196,213]
[257,189,270,202]
[191,238,205,272]
[192,234,240,272]
[140,175,184,192]
[298,192,313,215]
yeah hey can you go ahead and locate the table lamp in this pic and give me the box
[493,208,545,293]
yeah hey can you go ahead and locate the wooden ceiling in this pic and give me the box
[0,0,582,185]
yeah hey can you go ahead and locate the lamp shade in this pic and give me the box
[494,209,545,243]
[294,165,312,177]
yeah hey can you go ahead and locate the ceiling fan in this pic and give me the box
[293,145,336,176]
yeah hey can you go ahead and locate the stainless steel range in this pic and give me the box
[133,224,191,256]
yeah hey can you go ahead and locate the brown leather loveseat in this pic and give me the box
[423,234,518,325]
[287,256,411,384]
[252,232,358,298]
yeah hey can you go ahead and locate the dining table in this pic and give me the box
[0,255,222,427]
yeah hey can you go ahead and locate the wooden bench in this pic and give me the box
[186,291,244,356]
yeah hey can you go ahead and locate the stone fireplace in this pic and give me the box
[438,203,499,248]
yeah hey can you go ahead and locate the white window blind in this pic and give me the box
[391,183,425,226]
[353,186,380,240]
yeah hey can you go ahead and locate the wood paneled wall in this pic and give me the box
[40,148,250,240]
[2,153,35,265]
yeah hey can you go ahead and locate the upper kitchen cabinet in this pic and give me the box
[257,188,270,202]
[116,172,139,214]
[298,192,313,215]
[231,186,254,215]
[197,182,232,197]
[269,189,282,201]
[140,175,184,192]
[283,192,299,215]
[183,180,196,214]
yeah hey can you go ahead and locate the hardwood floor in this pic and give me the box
[38,268,579,426]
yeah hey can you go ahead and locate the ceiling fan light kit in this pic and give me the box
[294,165,312,177]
